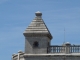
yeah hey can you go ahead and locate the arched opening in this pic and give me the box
[33,41,39,48]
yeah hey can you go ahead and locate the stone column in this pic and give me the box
[65,42,71,54]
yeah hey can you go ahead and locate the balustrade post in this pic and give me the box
[65,42,71,54]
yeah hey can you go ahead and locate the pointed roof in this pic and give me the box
[23,11,52,39]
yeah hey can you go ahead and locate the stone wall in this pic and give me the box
[25,36,50,54]
[24,55,80,60]
[12,53,80,60]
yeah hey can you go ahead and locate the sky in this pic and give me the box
[0,0,80,60]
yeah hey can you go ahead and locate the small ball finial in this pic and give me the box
[35,11,42,16]
[18,50,23,53]
[12,53,16,56]
[65,42,71,45]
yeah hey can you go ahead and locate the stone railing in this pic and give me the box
[70,45,80,53]
[48,44,80,53]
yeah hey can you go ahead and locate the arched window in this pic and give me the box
[33,41,39,48]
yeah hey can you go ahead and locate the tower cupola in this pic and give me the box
[23,11,53,54]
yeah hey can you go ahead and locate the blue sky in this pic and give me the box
[0,0,80,60]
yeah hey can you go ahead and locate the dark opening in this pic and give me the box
[48,42,50,47]
[33,41,39,48]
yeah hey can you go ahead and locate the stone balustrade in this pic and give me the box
[48,44,80,53]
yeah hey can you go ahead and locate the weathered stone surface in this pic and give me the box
[25,36,50,54]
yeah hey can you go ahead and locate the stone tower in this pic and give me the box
[23,11,52,54]
[12,11,80,60]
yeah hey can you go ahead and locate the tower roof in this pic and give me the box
[23,11,52,39]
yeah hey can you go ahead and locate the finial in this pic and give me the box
[65,42,71,45]
[12,53,16,56]
[18,50,23,53]
[35,11,42,16]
